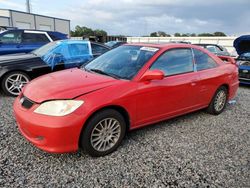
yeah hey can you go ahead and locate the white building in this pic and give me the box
[0,9,70,35]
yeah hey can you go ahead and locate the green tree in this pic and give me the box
[150,31,171,37]
[213,31,227,36]
[70,26,108,37]
[174,33,181,37]
[94,29,107,36]
[198,33,214,37]
[150,32,158,37]
[157,31,167,37]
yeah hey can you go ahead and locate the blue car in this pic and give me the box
[0,29,67,55]
[0,40,111,96]
[234,35,250,85]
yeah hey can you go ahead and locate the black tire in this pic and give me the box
[1,71,30,97]
[80,109,126,157]
[206,86,228,115]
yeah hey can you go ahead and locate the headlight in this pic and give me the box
[34,100,84,116]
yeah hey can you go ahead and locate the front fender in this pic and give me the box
[0,65,32,79]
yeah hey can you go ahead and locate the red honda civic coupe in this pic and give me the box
[13,43,239,157]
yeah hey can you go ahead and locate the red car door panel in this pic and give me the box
[134,48,203,127]
[135,72,200,126]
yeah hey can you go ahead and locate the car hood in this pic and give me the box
[23,68,120,103]
[233,35,250,55]
[0,53,39,65]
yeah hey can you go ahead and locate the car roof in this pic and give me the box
[194,43,221,47]
[53,40,111,49]
[124,43,201,50]
[2,29,66,35]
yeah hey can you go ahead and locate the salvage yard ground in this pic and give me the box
[0,86,249,187]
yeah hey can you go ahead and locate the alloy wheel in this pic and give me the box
[214,90,227,112]
[5,73,29,96]
[90,118,121,152]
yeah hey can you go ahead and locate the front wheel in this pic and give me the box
[80,109,126,157]
[1,71,30,96]
[206,86,228,115]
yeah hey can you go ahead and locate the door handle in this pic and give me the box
[191,79,198,86]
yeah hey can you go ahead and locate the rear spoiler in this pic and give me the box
[218,56,236,64]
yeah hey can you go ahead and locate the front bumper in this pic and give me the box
[13,96,86,153]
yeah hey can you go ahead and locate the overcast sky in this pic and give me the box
[0,0,250,36]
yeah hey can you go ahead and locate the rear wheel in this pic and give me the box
[1,71,30,96]
[206,86,228,115]
[80,109,126,157]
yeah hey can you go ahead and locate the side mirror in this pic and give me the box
[139,70,164,82]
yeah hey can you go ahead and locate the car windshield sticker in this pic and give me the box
[140,47,159,52]
[41,41,93,70]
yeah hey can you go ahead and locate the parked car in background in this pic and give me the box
[0,29,68,55]
[0,40,111,96]
[105,41,127,48]
[14,43,238,157]
[234,35,250,85]
[170,41,191,44]
[194,44,230,56]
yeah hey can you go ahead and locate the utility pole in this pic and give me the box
[26,0,31,13]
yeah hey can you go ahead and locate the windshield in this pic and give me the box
[33,41,60,56]
[239,52,250,60]
[84,45,159,80]
[105,41,117,47]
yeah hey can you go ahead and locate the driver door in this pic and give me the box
[135,48,201,126]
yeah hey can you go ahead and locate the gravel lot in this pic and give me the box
[0,86,249,187]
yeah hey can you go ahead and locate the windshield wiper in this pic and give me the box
[89,68,120,79]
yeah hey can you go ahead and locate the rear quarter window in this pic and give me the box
[91,44,109,54]
[193,49,218,71]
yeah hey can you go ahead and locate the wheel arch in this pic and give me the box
[78,105,131,147]
[219,83,229,95]
[0,69,31,81]
[0,70,31,90]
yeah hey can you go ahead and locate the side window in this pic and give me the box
[68,43,91,57]
[0,31,21,43]
[49,33,61,41]
[91,44,109,55]
[206,46,217,53]
[150,48,194,76]
[193,49,218,71]
[22,33,50,43]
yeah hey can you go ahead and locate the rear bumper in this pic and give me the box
[229,81,239,100]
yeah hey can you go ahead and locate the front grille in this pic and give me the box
[239,70,250,79]
[20,96,35,109]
